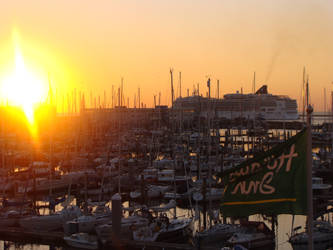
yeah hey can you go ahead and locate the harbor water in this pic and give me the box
[0,203,314,249]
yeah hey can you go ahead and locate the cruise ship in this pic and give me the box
[173,85,299,121]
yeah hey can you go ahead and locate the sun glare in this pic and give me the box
[1,31,47,125]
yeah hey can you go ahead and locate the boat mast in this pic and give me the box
[1,111,4,171]
[134,94,136,109]
[302,67,306,122]
[306,76,309,107]
[121,77,123,107]
[112,85,114,108]
[90,90,93,108]
[179,71,182,98]
[306,79,314,249]
[158,92,161,129]
[331,82,333,125]
[324,88,327,123]
[75,88,78,113]
[103,90,106,109]
[207,77,212,228]
[138,87,140,109]
[118,87,120,107]
[252,72,256,122]
[170,68,174,107]
[118,83,122,194]
[253,72,256,94]
[179,72,183,131]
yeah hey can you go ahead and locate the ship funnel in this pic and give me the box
[255,85,268,95]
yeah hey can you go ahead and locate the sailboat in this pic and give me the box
[19,205,82,231]
[130,184,171,200]
[132,216,193,243]
[195,223,241,245]
[64,232,98,250]
[226,221,275,249]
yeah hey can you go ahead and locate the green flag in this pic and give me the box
[221,129,307,217]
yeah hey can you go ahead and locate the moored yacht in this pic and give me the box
[64,233,98,250]
[95,215,150,243]
[312,177,332,196]
[227,221,275,249]
[132,216,193,243]
[289,220,333,250]
[19,205,81,231]
[130,185,171,200]
[195,223,241,245]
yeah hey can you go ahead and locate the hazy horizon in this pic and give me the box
[1,0,333,112]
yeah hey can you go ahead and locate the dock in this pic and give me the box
[0,227,226,250]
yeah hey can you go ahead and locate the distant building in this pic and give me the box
[82,105,169,131]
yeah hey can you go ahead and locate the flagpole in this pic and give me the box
[306,104,313,250]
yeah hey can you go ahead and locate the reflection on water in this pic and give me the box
[1,242,56,250]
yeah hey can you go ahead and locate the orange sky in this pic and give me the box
[1,0,333,111]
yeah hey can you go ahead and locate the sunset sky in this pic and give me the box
[0,0,333,111]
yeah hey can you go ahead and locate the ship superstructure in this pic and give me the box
[173,85,299,121]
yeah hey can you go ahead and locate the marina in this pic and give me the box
[1,1,333,249]
[0,88,332,250]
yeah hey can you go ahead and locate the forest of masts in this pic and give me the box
[31,70,226,115]
[4,67,333,115]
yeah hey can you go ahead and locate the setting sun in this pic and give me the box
[0,31,48,124]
